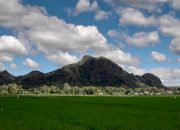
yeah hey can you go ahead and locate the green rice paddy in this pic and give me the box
[0,96,179,130]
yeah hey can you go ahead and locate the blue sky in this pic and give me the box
[0,0,180,86]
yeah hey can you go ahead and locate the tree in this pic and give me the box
[7,84,21,95]
[0,85,9,95]
[63,83,71,94]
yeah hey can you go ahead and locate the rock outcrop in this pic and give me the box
[0,55,164,88]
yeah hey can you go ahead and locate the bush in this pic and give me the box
[82,87,101,95]
[7,84,23,95]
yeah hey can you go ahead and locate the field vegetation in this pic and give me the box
[0,96,179,130]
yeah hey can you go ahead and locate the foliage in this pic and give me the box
[0,83,179,95]
[0,84,23,95]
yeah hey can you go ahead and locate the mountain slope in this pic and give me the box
[17,71,46,89]
[0,70,17,85]
[0,55,164,88]
[46,55,139,87]
[46,55,163,88]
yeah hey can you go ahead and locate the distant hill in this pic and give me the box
[0,55,164,89]
[0,70,16,85]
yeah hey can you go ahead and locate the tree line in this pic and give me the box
[0,83,179,96]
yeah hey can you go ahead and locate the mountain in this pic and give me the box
[47,55,139,87]
[0,55,164,88]
[17,71,46,89]
[0,70,17,85]
[141,73,163,88]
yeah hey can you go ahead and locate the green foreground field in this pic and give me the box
[0,96,179,130]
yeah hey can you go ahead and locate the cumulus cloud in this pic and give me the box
[75,0,98,14]
[123,66,180,86]
[125,31,159,47]
[119,8,157,26]
[0,0,46,28]
[94,10,110,20]
[124,66,145,75]
[0,35,27,63]
[149,67,180,86]
[171,0,180,10]
[0,53,13,62]
[68,0,110,20]
[151,51,168,62]
[107,29,121,38]
[47,52,79,66]
[25,24,109,53]
[121,64,180,86]
[159,14,180,38]
[0,0,139,68]
[0,35,27,55]
[95,48,140,67]
[104,0,168,12]
[169,38,180,55]
[159,14,180,55]
[23,58,40,69]
[108,30,159,48]
[75,0,91,13]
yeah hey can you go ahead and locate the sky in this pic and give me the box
[0,0,180,86]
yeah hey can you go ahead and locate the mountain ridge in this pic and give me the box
[0,55,164,88]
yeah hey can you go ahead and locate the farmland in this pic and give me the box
[0,96,179,130]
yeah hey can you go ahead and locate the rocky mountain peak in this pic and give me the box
[0,55,164,88]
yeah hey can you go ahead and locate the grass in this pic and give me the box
[0,96,179,130]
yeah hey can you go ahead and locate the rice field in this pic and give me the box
[0,96,179,130]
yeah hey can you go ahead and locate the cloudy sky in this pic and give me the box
[0,0,180,86]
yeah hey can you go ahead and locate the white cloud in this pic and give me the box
[124,66,180,86]
[0,0,25,27]
[0,53,13,62]
[0,0,46,28]
[0,0,139,68]
[47,52,79,66]
[169,38,180,55]
[125,31,159,47]
[94,10,110,20]
[0,0,107,65]
[0,35,27,55]
[16,11,137,66]
[107,29,121,38]
[10,63,17,69]
[68,0,110,20]
[149,67,180,86]
[75,0,99,14]
[151,51,168,62]
[119,8,157,26]
[0,62,5,71]
[95,48,140,67]
[108,30,159,48]
[23,58,40,69]
[121,64,180,86]
[171,0,180,10]
[26,23,109,53]
[104,0,168,12]
[125,66,145,75]
[75,0,91,13]
[159,14,180,38]
[159,14,180,55]
[0,35,27,63]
